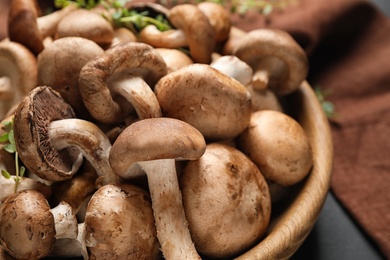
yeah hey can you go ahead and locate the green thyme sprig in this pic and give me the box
[315,86,337,119]
[54,0,101,9]
[0,120,26,193]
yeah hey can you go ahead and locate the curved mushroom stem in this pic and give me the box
[48,118,119,186]
[50,201,78,239]
[139,25,188,48]
[138,159,201,260]
[111,76,162,120]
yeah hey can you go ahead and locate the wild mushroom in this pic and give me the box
[210,55,253,86]
[109,117,206,260]
[83,183,161,259]
[78,42,166,125]
[139,4,216,64]
[56,9,115,48]
[7,0,77,55]
[180,143,271,259]
[0,190,78,260]
[37,36,104,120]
[239,110,313,186]
[154,63,252,141]
[13,86,118,185]
[0,40,37,119]
[233,28,309,95]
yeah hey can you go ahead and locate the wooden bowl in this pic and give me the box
[236,81,334,259]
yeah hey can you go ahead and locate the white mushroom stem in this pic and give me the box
[210,55,253,86]
[48,118,118,186]
[49,223,88,260]
[37,4,77,39]
[110,76,162,119]
[50,201,78,239]
[137,159,201,260]
[139,25,188,48]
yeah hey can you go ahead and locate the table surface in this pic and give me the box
[291,2,388,258]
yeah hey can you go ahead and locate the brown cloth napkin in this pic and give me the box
[232,0,390,257]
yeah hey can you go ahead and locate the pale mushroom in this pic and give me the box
[139,4,216,64]
[156,48,194,73]
[180,143,271,258]
[83,183,161,259]
[154,63,252,141]
[0,40,37,119]
[239,110,313,186]
[37,36,104,120]
[210,55,253,86]
[7,0,76,55]
[110,27,137,47]
[233,28,309,95]
[78,42,166,124]
[109,117,206,260]
[247,83,284,112]
[56,9,115,47]
[0,190,78,260]
[222,26,247,55]
[13,86,118,185]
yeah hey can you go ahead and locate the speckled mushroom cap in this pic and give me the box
[167,4,216,64]
[239,110,313,186]
[180,143,271,259]
[0,190,56,260]
[84,183,160,259]
[13,86,82,182]
[78,42,167,124]
[233,28,308,95]
[154,63,252,141]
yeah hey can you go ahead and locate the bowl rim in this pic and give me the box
[236,81,334,260]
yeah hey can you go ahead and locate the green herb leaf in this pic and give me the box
[1,170,11,179]
[0,132,9,143]
[3,143,16,154]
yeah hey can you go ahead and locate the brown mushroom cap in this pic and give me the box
[154,63,252,141]
[56,9,115,46]
[239,110,313,186]
[155,47,193,73]
[14,86,82,182]
[167,4,216,64]
[37,36,104,119]
[0,190,56,260]
[180,143,271,258]
[233,28,308,95]
[197,2,231,43]
[84,183,160,259]
[79,42,166,124]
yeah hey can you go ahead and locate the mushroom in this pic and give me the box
[154,63,252,141]
[37,36,104,120]
[239,110,313,186]
[222,26,247,55]
[210,55,253,86]
[247,83,284,112]
[110,27,137,47]
[0,40,37,119]
[180,143,271,259]
[56,9,115,48]
[139,4,216,64]
[7,0,77,55]
[13,86,118,185]
[0,190,78,260]
[78,42,166,125]
[83,183,161,259]
[233,28,309,95]
[109,117,206,260]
